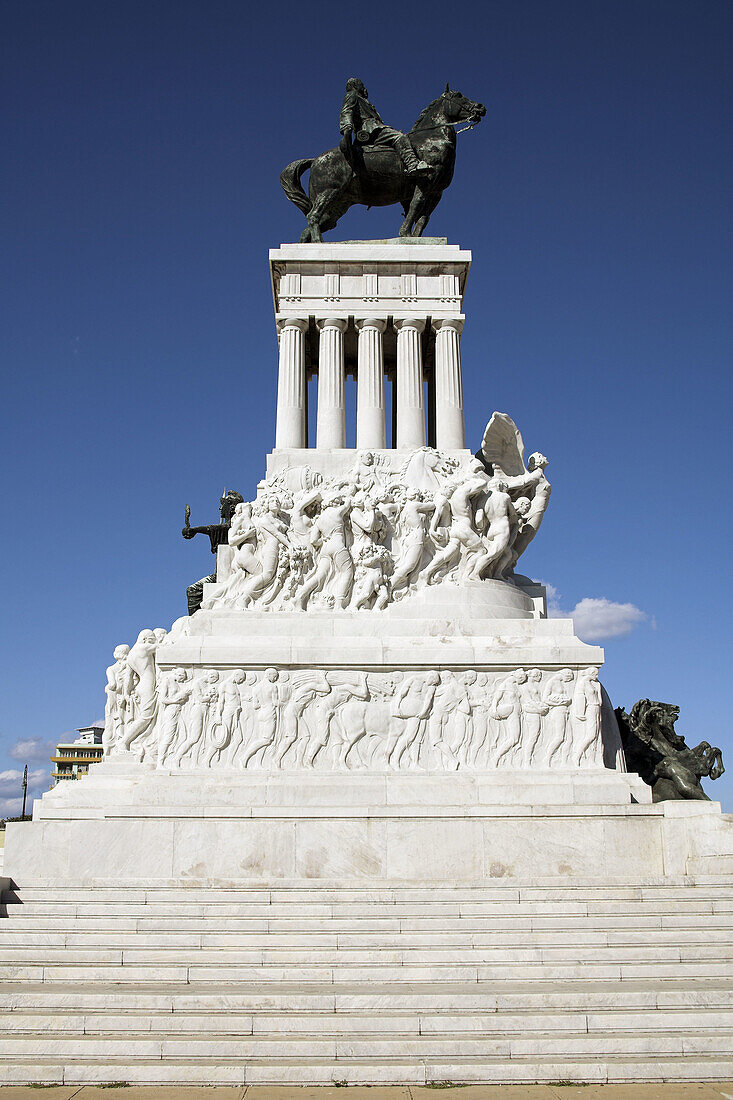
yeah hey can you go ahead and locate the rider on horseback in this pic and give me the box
[339,78,430,178]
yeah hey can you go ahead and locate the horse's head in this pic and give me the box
[440,84,486,127]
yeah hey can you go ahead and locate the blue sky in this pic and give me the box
[2,0,731,813]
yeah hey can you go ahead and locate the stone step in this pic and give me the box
[3,1028,732,1059]
[6,898,728,916]
[2,959,732,983]
[4,927,732,947]
[2,1053,733,1086]
[2,1007,731,1034]
[0,943,729,965]
[7,910,733,929]
[11,884,733,902]
[3,866,733,1085]
[3,979,730,1011]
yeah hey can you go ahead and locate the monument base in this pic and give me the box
[5,760,733,887]
[2,775,733,1085]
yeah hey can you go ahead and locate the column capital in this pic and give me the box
[276,316,309,335]
[355,317,388,333]
[432,316,464,335]
[316,316,348,332]
[393,317,426,334]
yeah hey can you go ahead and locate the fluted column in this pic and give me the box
[394,318,426,449]
[275,318,309,449]
[355,317,387,449]
[433,317,465,449]
[316,317,347,449]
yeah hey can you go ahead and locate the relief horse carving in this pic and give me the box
[281,87,485,243]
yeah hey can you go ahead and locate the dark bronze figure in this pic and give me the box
[615,699,725,802]
[281,82,485,242]
[182,489,244,615]
[339,78,430,178]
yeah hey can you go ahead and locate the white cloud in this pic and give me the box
[8,738,56,764]
[569,598,648,641]
[543,585,647,642]
[0,797,23,818]
[0,767,51,818]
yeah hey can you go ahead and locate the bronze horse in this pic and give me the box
[281,86,485,243]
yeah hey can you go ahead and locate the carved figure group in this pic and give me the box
[198,417,550,614]
[104,653,605,772]
[103,628,168,759]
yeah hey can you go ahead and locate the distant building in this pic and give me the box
[50,722,105,785]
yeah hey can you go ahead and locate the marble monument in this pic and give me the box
[4,238,731,886]
[3,239,733,1088]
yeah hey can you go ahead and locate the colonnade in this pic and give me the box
[275,316,465,451]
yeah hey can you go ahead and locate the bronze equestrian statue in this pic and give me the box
[281,81,485,242]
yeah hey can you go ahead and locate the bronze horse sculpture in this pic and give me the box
[281,87,485,243]
[615,699,725,802]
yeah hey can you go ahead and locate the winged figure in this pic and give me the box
[479,412,552,567]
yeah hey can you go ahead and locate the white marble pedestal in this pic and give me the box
[6,757,733,887]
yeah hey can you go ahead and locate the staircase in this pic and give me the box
[1,880,733,1085]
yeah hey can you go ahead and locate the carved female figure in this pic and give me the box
[227,672,255,768]
[173,669,219,767]
[491,670,526,767]
[103,644,130,755]
[156,668,191,768]
[296,495,355,610]
[390,488,435,597]
[212,670,246,766]
[203,671,246,767]
[211,503,259,604]
[518,668,550,767]
[542,669,575,766]
[388,671,439,770]
[429,672,471,770]
[239,500,290,607]
[242,668,281,768]
[570,666,603,766]
[120,629,160,754]
[349,490,380,556]
[465,671,490,766]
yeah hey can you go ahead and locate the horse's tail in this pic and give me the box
[280,158,313,215]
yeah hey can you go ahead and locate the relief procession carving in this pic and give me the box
[104,636,604,773]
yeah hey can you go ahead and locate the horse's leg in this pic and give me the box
[412,192,442,237]
[306,187,350,243]
[399,186,427,237]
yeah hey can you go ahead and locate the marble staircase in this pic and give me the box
[2,879,733,1084]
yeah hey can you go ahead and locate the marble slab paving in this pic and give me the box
[1,1083,733,1099]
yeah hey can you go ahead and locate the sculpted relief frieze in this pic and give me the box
[200,423,550,614]
[104,636,604,773]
